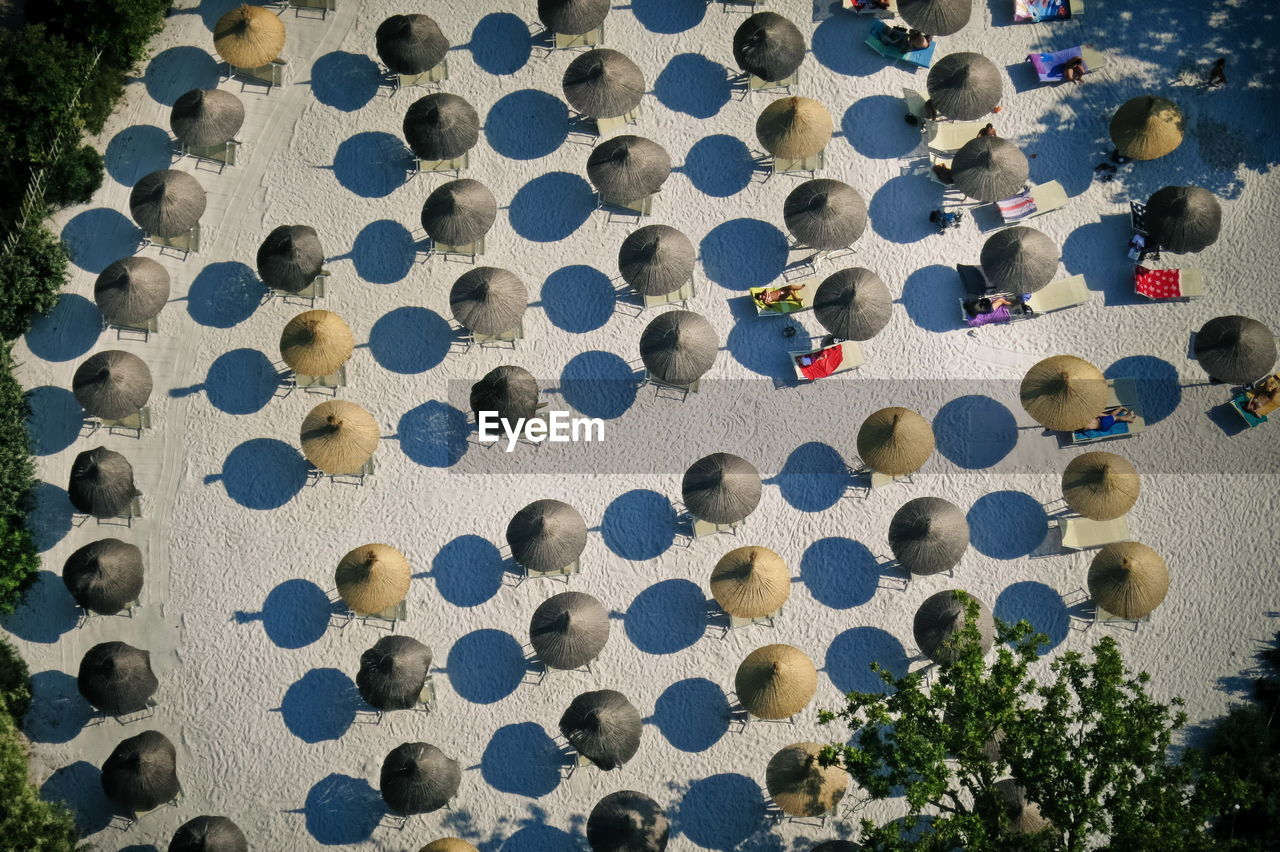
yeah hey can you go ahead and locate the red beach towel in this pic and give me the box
[795,345,844,380]
[1134,266,1181,299]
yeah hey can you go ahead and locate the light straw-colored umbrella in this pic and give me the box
[856,407,935,476]
[1145,185,1221,254]
[280,310,354,377]
[619,225,695,297]
[63,538,144,616]
[766,742,849,817]
[735,644,817,720]
[376,14,449,75]
[926,52,1002,120]
[170,88,245,148]
[419,841,479,852]
[421,179,497,246]
[952,137,1029,203]
[336,543,410,615]
[101,730,180,813]
[130,170,206,238]
[471,365,540,423]
[587,135,672,202]
[404,93,480,161]
[913,589,994,664]
[300,400,379,475]
[640,310,719,386]
[257,225,324,293]
[449,267,527,335]
[994,779,1051,835]
[559,689,642,770]
[1087,541,1168,619]
[1194,315,1277,384]
[587,790,669,852]
[563,49,645,119]
[94,256,170,328]
[1019,355,1108,431]
[814,268,892,341]
[784,179,867,251]
[756,97,833,160]
[899,0,972,35]
[732,12,805,83]
[69,447,137,519]
[539,0,611,35]
[213,4,286,68]
[357,635,432,711]
[530,591,610,670]
[78,641,158,717]
[710,546,790,619]
[73,350,153,419]
[888,496,968,575]
[169,815,248,852]
[1061,452,1140,521]
[380,742,460,814]
[506,499,588,574]
[980,225,1058,293]
[1110,95,1183,161]
[682,453,761,525]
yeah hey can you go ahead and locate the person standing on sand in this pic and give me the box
[1207,57,1227,87]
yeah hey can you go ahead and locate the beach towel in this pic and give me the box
[1073,420,1131,440]
[1015,0,1071,22]
[1028,46,1084,82]
[795,345,844,380]
[1134,266,1182,299]
[997,189,1038,222]
[966,305,1011,327]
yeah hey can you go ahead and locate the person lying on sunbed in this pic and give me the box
[963,296,1025,326]
[1081,407,1136,432]
[879,25,911,51]
[1063,56,1085,83]
[754,283,806,309]
[1245,375,1280,414]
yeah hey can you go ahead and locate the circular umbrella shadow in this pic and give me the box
[485,89,568,160]
[655,53,731,119]
[601,489,675,560]
[934,395,1018,469]
[23,670,94,743]
[144,46,220,105]
[301,773,381,845]
[209,438,309,510]
[23,294,102,363]
[431,534,503,606]
[681,134,754,198]
[825,626,907,694]
[469,13,532,76]
[560,351,637,420]
[651,677,729,752]
[800,536,878,610]
[700,219,788,289]
[843,95,923,159]
[447,628,525,704]
[332,132,411,198]
[775,442,848,512]
[624,579,705,655]
[481,722,562,797]
[967,491,1048,559]
[104,124,176,186]
[396,400,469,468]
[279,668,357,743]
[631,0,705,32]
[186,261,265,328]
[677,774,764,850]
[541,265,614,333]
[25,386,84,455]
[310,51,381,111]
[368,306,451,374]
[508,172,595,242]
[351,219,415,284]
[995,581,1069,651]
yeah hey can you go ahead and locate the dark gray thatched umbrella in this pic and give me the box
[640,310,718,386]
[587,135,671,203]
[404,93,480,160]
[130,170,206,238]
[980,226,1058,294]
[170,89,245,148]
[994,779,1052,835]
[560,689,642,770]
[926,52,1002,120]
[73,350,153,420]
[357,635,432,711]
[682,453,761,525]
[889,497,969,576]
[784,179,867,251]
[421,179,497,246]
[63,538,144,615]
[471,365,540,423]
[169,815,248,852]
[95,257,170,327]
[376,14,449,75]
[69,447,138,518]
[530,591,610,670]
[733,12,805,82]
[257,225,324,293]
[952,137,1028,203]
[449,267,527,335]
[563,49,645,119]
[380,742,460,814]
[506,499,588,574]
[619,225,695,297]
[899,0,972,35]
[587,790,669,852]
[78,641,158,717]
[813,268,892,341]
[1194,315,1277,384]
[913,589,994,664]
[539,0,610,35]
[1146,185,1221,253]
[101,730,179,813]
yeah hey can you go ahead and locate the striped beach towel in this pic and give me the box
[998,190,1037,222]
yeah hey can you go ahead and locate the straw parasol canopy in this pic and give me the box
[78,641,157,717]
[926,52,1002,120]
[257,225,324,293]
[735,644,817,720]
[419,841,479,852]
[404,93,480,161]
[710,546,790,619]
[170,88,245,148]
[1110,95,1183,161]
[169,815,249,852]
[994,779,1052,835]
[559,689,643,770]
[101,730,180,813]
[213,4,285,68]
[952,137,1029,203]
[530,591,610,670]
[73,350,153,419]
[69,447,137,519]
[539,0,610,35]
[471,365,540,423]
[449,267,527,335]
[1194,315,1277,384]
[63,538,144,615]
[814,268,892,341]
[733,12,805,83]
[421,179,497,246]
[280,310,354,377]
[95,256,170,327]
[1019,355,1108,431]
[756,96,833,160]
[980,226,1058,293]
[507,499,588,574]
[619,225,695,297]
[857,407,935,476]
[130,170,206,238]
[587,790,669,852]
[784,179,867,251]
[357,635,433,711]
[1145,185,1221,254]
[766,742,849,818]
[376,14,449,76]
[380,742,460,814]
[1062,452,1140,521]
[899,0,972,34]
[300,400,379,474]
[639,310,719,386]
[587,135,672,202]
[563,49,645,119]
[1088,542,1169,619]
[682,453,761,525]
[335,543,410,616]
[889,497,969,575]
[913,589,994,664]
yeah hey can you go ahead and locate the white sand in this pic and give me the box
[6,0,1280,849]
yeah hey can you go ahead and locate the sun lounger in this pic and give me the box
[844,0,897,15]
[595,104,640,135]
[552,23,604,49]
[750,281,816,316]
[925,119,984,152]
[426,236,485,260]
[1231,394,1269,427]
[790,341,864,381]
[386,57,448,92]
[415,152,468,176]
[273,0,337,17]
[1069,380,1147,444]
[269,270,328,307]
[1130,201,1148,234]
[1133,266,1205,301]
[1014,0,1082,22]
[726,605,781,629]
[143,224,200,259]
[643,370,699,396]
[470,319,524,348]
[866,21,938,69]
[995,181,1069,224]
[903,88,930,126]
[643,277,696,309]
[1027,46,1106,82]
[1028,274,1089,313]
[749,67,798,92]
[89,406,153,437]
[599,192,654,216]
[290,364,347,393]
[959,293,1032,327]
[1059,515,1129,551]
[770,150,824,175]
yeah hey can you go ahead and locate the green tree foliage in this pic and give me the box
[0,347,39,613]
[0,639,32,723]
[44,145,104,210]
[0,220,69,341]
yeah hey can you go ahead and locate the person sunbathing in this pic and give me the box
[1245,376,1280,414]
[755,283,806,308]
[978,123,997,138]
[879,25,911,51]
[1063,56,1085,83]
[1081,407,1137,432]
[963,296,1015,326]
[907,29,932,51]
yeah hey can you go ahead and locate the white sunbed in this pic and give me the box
[1029,274,1089,313]
[925,119,987,152]
[995,181,1069,224]
[1058,515,1129,551]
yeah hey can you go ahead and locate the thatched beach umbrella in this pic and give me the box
[980,226,1058,293]
[1110,95,1183,161]
[1019,355,1108,431]
[300,400,379,475]
[530,591,610,670]
[419,841,478,852]
[280,310,353,377]
[169,815,248,852]
[257,225,323,293]
[1146,185,1221,254]
[471,365,540,423]
[640,310,719,386]
[69,447,137,518]
[711,546,790,619]
[756,96,833,160]
[376,14,449,76]
[539,0,610,35]
[213,4,285,68]
[78,641,158,717]
[857,407,935,476]
[170,88,245,149]
[1194,315,1277,384]
[733,12,805,82]
[784,179,867,251]
[619,225,695,297]
[588,790,669,852]
[913,589,994,664]
[766,742,849,817]
[101,730,179,813]
[587,135,671,202]
[1088,542,1169,619]
[814,268,892,341]
[952,137,1028,203]
[357,635,432,711]
[73,350,153,419]
[507,499,588,574]
[563,49,645,119]
[336,543,410,616]
[450,267,527,335]
[421,179,497,246]
[682,453,761,525]
[130,170,206,239]
[95,256,170,327]
[380,742,460,814]
[404,93,480,161]
[899,0,972,34]
[1062,452,1140,521]
[927,52,1002,120]
[63,538,144,615]
[735,644,817,720]
[560,689,642,770]
[994,780,1051,835]
[889,497,969,575]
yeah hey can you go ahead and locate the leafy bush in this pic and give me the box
[0,709,82,851]
[0,220,68,341]
[45,145,104,210]
[0,639,31,722]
